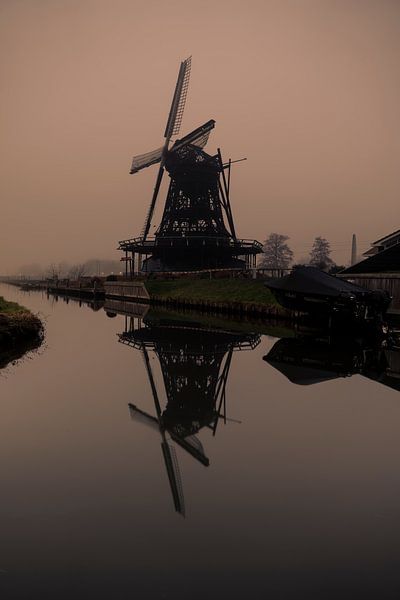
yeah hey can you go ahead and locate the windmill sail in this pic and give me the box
[130,146,163,174]
[130,56,192,176]
[162,441,185,516]
[170,120,215,154]
[128,403,159,431]
[171,433,209,466]
[164,56,192,139]
[141,56,192,240]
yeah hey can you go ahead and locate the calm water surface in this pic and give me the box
[1,283,400,599]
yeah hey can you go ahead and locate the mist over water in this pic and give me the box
[1,283,400,598]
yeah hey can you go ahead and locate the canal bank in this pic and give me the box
[21,277,292,320]
[0,296,43,367]
[14,274,400,322]
[104,278,293,319]
[129,278,295,319]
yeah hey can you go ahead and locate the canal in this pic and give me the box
[1,283,400,599]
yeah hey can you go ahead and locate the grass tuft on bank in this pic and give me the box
[145,278,277,306]
[0,296,44,368]
[0,296,29,315]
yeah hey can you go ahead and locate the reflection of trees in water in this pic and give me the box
[119,315,260,516]
[47,293,104,312]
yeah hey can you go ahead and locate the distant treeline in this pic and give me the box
[16,259,123,279]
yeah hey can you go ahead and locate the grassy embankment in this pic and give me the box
[0,296,43,368]
[0,297,28,314]
[145,278,288,317]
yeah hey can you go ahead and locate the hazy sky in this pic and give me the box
[1,0,399,273]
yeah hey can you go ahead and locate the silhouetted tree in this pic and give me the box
[68,264,87,280]
[309,237,333,270]
[260,233,294,269]
[46,263,61,280]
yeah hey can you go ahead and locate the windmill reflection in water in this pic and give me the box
[118,311,261,516]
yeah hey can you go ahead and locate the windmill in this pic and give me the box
[119,57,262,274]
[118,311,261,515]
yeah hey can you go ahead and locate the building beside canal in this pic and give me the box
[340,229,400,311]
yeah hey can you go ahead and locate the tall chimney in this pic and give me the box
[351,234,357,265]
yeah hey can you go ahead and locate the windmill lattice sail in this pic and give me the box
[164,56,191,139]
[170,120,215,153]
[130,146,163,174]
[129,57,191,175]
[129,120,214,175]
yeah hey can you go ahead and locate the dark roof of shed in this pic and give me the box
[373,229,400,245]
[341,243,400,275]
[267,266,368,297]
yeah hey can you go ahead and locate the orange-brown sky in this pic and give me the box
[1,0,399,274]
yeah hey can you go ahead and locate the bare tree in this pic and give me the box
[46,263,61,280]
[309,237,333,270]
[58,261,70,278]
[260,233,294,269]
[68,264,87,280]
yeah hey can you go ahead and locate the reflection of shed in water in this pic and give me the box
[264,334,400,392]
[118,312,261,516]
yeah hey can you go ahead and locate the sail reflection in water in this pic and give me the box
[264,329,400,392]
[116,307,261,516]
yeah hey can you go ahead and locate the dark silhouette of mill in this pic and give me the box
[119,312,260,515]
[119,57,262,274]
